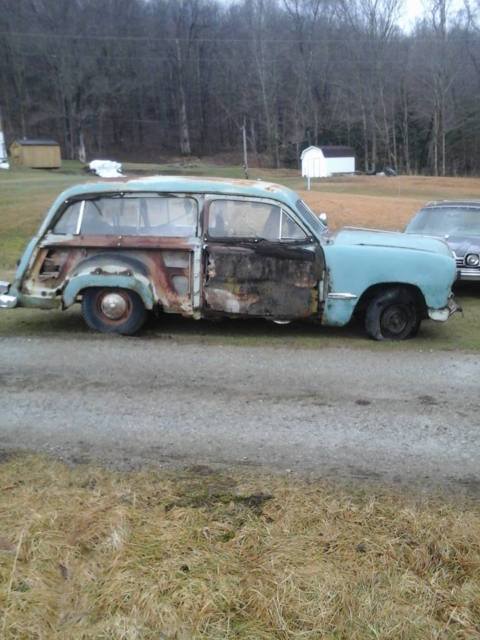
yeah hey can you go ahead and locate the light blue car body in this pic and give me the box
[1,176,457,330]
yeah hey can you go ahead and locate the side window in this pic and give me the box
[281,214,308,240]
[53,202,82,234]
[80,197,197,236]
[208,200,307,241]
[144,197,197,235]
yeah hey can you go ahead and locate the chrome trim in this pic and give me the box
[428,297,460,322]
[458,268,480,281]
[0,280,10,295]
[327,292,358,300]
[75,200,86,235]
[0,293,17,309]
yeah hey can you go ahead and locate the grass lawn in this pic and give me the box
[1,161,480,350]
[0,453,479,639]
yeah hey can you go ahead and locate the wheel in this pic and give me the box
[81,288,147,335]
[365,288,419,341]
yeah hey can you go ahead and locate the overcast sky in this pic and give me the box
[400,0,466,29]
[218,0,468,30]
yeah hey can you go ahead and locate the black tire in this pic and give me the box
[365,288,419,341]
[81,288,147,335]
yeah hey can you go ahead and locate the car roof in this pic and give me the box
[423,200,480,208]
[58,176,301,210]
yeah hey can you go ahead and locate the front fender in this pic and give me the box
[62,272,155,309]
[322,244,457,326]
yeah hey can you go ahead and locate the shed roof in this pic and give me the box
[320,145,355,158]
[300,145,355,159]
[13,138,59,147]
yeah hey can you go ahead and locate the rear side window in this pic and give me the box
[53,202,82,234]
[81,197,197,236]
[208,200,307,241]
[54,196,198,236]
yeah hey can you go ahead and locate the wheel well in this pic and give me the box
[355,283,427,319]
[67,282,154,310]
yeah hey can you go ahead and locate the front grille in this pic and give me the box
[456,257,464,267]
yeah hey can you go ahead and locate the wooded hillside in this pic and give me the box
[1,0,479,175]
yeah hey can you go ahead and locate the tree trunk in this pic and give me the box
[402,91,410,174]
[433,108,439,177]
[362,106,369,172]
[78,129,86,163]
[175,39,191,156]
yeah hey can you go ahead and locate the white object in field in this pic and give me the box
[0,161,9,170]
[301,145,355,179]
[0,130,7,163]
[89,159,123,178]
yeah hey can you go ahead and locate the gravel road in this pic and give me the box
[1,335,479,491]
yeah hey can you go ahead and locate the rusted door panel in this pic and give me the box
[203,242,321,319]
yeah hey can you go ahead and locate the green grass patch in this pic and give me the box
[0,291,478,351]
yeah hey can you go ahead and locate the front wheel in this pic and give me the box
[365,288,420,341]
[81,288,147,335]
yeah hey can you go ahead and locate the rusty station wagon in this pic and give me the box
[0,177,459,339]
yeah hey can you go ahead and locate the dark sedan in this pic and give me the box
[405,200,480,281]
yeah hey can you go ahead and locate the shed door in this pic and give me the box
[202,198,323,319]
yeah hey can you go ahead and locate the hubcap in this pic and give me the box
[381,305,409,335]
[100,292,128,320]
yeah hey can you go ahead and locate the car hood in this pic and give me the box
[330,227,452,256]
[441,235,480,258]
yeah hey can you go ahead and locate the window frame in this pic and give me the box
[50,193,200,238]
[204,196,312,243]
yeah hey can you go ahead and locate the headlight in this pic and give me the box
[465,253,480,267]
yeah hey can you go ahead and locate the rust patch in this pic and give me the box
[203,243,320,319]
[25,235,196,316]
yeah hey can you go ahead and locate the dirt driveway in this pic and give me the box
[1,335,479,492]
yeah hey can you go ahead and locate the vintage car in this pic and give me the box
[0,177,459,340]
[405,200,480,281]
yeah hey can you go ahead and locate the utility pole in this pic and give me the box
[242,116,249,179]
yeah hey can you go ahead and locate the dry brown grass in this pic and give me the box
[1,454,479,639]
[298,175,480,232]
[303,191,424,231]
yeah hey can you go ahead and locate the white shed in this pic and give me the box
[301,145,355,178]
[0,131,6,160]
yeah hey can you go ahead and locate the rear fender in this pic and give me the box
[62,270,155,309]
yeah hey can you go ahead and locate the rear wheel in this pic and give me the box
[365,288,419,340]
[81,288,147,335]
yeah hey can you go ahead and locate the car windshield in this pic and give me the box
[296,199,326,235]
[406,206,480,237]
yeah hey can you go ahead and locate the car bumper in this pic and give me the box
[427,295,461,322]
[0,281,18,309]
[457,267,480,281]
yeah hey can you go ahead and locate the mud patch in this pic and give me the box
[165,490,273,514]
[418,395,439,406]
